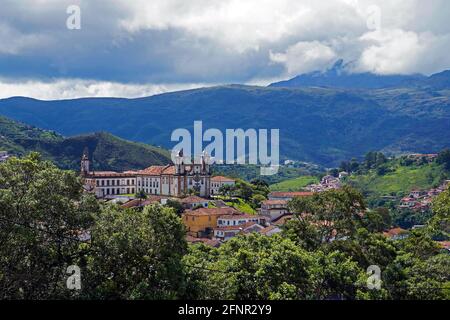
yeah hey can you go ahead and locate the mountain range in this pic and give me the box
[269,60,449,89]
[0,62,449,167]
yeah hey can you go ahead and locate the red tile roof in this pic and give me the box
[437,241,450,250]
[162,166,176,175]
[186,236,221,247]
[86,171,138,177]
[383,227,408,238]
[139,166,166,175]
[120,196,165,208]
[138,165,175,176]
[272,214,294,226]
[211,176,235,182]
[262,199,288,206]
[180,196,209,204]
[259,225,281,235]
[184,207,240,216]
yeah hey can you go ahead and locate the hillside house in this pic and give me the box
[213,222,264,241]
[179,195,209,209]
[210,176,236,196]
[182,207,240,237]
[260,199,290,221]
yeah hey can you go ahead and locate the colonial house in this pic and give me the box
[82,170,139,198]
[383,227,409,240]
[179,195,209,209]
[216,214,266,227]
[260,199,290,221]
[182,207,240,237]
[210,176,236,195]
[399,197,416,208]
[81,149,212,198]
[213,222,264,241]
[259,225,282,236]
[120,195,166,209]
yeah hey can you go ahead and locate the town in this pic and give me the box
[79,150,450,251]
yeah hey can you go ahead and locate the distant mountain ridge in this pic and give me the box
[1,80,449,167]
[0,115,171,171]
[269,59,447,89]
[1,61,450,166]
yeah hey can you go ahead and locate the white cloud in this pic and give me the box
[0,79,211,100]
[0,23,50,54]
[270,41,337,76]
[119,0,365,52]
[356,29,450,75]
[1,0,450,96]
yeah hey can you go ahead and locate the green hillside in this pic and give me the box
[0,115,171,171]
[269,175,319,191]
[345,159,448,204]
[1,83,450,167]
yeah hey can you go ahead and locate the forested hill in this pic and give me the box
[0,115,171,171]
[0,81,449,166]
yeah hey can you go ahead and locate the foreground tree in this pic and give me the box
[288,186,366,243]
[183,233,366,300]
[0,153,98,299]
[83,204,187,299]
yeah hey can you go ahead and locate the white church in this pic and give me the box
[81,149,213,198]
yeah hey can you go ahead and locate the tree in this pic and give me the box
[185,188,200,196]
[361,208,392,232]
[135,189,147,200]
[288,186,366,242]
[364,151,387,170]
[437,149,450,171]
[250,179,269,188]
[0,153,99,299]
[329,168,339,177]
[218,184,235,199]
[135,189,148,207]
[429,185,450,240]
[165,199,185,216]
[236,181,253,201]
[84,204,187,299]
[183,234,317,300]
[184,233,367,300]
[251,194,266,208]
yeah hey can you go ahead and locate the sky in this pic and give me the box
[1,0,450,99]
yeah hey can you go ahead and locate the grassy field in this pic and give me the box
[224,198,256,214]
[346,163,445,198]
[269,175,319,191]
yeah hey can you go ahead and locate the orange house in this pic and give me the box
[183,207,240,237]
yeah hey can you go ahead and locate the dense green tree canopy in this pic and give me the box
[0,154,448,300]
[0,153,99,299]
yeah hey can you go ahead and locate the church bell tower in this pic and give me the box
[81,148,90,176]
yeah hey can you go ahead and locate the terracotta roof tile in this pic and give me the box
[211,176,235,182]
[180,196,209,204]
[184,207,240,216]
[139,166,166,175]
[262,199,288,206]
[383,227,408,238]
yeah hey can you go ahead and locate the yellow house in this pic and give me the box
[183,207,240,237]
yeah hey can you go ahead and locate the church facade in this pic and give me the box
[81,150,212,198]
